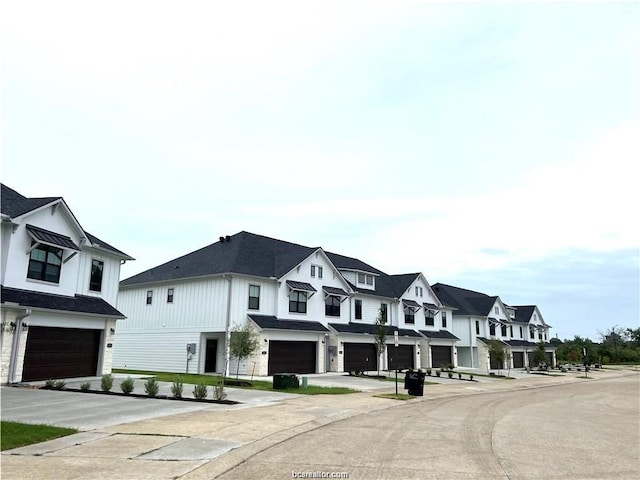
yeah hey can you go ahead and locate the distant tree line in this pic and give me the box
[554,326,640,364]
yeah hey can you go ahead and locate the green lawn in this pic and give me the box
[1,421,77,451]
[374,393,415,401]
[112,369,357,395]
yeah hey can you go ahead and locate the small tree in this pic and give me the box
[488,340,507,375]
[230,322,260,379]
[532,341,547,368]
[374,307,388,377]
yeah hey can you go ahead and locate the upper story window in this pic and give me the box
[357,273,374,286]
[415,286,423,297]
[146,290,153,305]
[501,325,507,337]
[289,291,307,314]
[490,324,496,336]
[494,306,499,314]
[311,265,323,279]
[404,306,415,324]
[27,244,62,283]
[476,320,480,335]
[519,326,523,338]
[441,311,447,329]
[325,295,341,317]
[425,309,435,326]
[167,288,174,303]
[248,285,260,310]
[529,326,535,339]
[355,299,362,320]
[380,303,388,322]
[509,325,513,337]
[89,259,104,292]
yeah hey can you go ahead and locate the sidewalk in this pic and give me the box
[2,368,635,480]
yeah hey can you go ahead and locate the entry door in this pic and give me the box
[205,339,217,372]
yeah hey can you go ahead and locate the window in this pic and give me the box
[89,259,104,292]
[520,326,523,338]
[425,309,435,326]
[476,320,480,335]
[494,306,499,314]
[529,326,535,339]
[501,325,507,336]
[380,303,388,322]
[355,299,362,320]
[310,265,323,278]
[27,244,62,283]
[490,324,496,336]
[366,275,373,285]
[441,311,447,328]
[509,326,513,337]
[325,295,340,317]
[167,288,174,303]
[146,290,153,305]
[358,273,373,285]
[358,273,365,283]
[248,285,260,309]
[539,332,543,340]
[289,291,307,313]
[404,306,415,324]
[415,286,423,297]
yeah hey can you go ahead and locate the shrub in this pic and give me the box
[44,379,56,389]
[213,384,227,401]
[435,369,441,377]
[144,378,160,397]
[469,374,474,381]
[448,371,453,379]
[53,380,66,390]
[120,376,135,395]
[193,382,208,400]
[171,376,183,398]
[458,373,462,380]
[101,374,114,392]
[426,368,432,376]
[80,381,91,392]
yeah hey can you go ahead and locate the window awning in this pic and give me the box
[323,286,349,297]
[26,225,80,251]
[423,302,441,313]
[286,280,317,297]
[488,317,501,325]
[402,299,421,310]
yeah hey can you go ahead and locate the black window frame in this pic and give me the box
[441,311,447,329]
[146,290,153,305]
[365,275,373,285]
[27,243,63,284]
[490,324,496,336]
[167,288,174,303]
[289,291,307,313]
[325,295,341,317]
[380,303,388,322]
[89,259,104,292]
[404,306,415,324]
[501,325,507,336]
[355,299,362,320]
[425,309,435,327]
[248,285,260,310]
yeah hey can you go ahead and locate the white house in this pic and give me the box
[114,231,452,376]
[431,283,556,371]
[0,184,133,383]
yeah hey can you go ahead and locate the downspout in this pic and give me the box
[8,309,31,384]
[469,315,475,368]
[223,274,233,381]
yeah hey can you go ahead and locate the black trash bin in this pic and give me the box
[404,370,426,396]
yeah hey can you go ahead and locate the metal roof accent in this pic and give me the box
[402,299,422,309]
[419,329,460,340]
[323,286,349,297]
[248,314,329,332]
[26,224,80,251]
[286,280,317,294]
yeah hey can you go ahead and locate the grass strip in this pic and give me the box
[1,421,77,451]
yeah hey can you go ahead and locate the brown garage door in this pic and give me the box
[387,345,414,370]
[22,326,102,381]
[431,346,452,369]
[268,341,316,375]
[344,343,377,372]
[513,351,524,368]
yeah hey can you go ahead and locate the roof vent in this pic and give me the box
[225,235,231,242]
[219,236,225,243]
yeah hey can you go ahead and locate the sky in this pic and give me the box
[2,1,638,341]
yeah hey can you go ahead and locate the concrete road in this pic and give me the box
[219,374,640,480]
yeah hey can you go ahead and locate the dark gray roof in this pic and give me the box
[121,231,316,286]
[1,184,132,260]
[328,322,421,338]
[513,305,536,323]
[432,283,498,316]
[325,252,386,276]
[1,286,125,318]
[505,339,537,347]
[477,337,508,346]
[420,329,460,340]
[26,225,80,251]
[248,314,328,332]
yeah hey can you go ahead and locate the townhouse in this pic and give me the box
[114,231,456,376]
[0,184,133,383]
[431,283,556,370]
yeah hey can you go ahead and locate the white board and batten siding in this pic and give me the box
[75,249,122,305]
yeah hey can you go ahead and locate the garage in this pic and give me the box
[387,345,414,370]
[344,343,377,373]
[513,351,525,368]
[22,326,102,382]
[268,341,316,375]
[431,346,452,369]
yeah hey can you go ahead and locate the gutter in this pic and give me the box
[223,274,233,382]
[8,308,31,384]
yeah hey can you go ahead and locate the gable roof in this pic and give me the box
[325,251,386,276]
[431,283,499,316]
[1,184,133,260]
[513,305,536,323]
